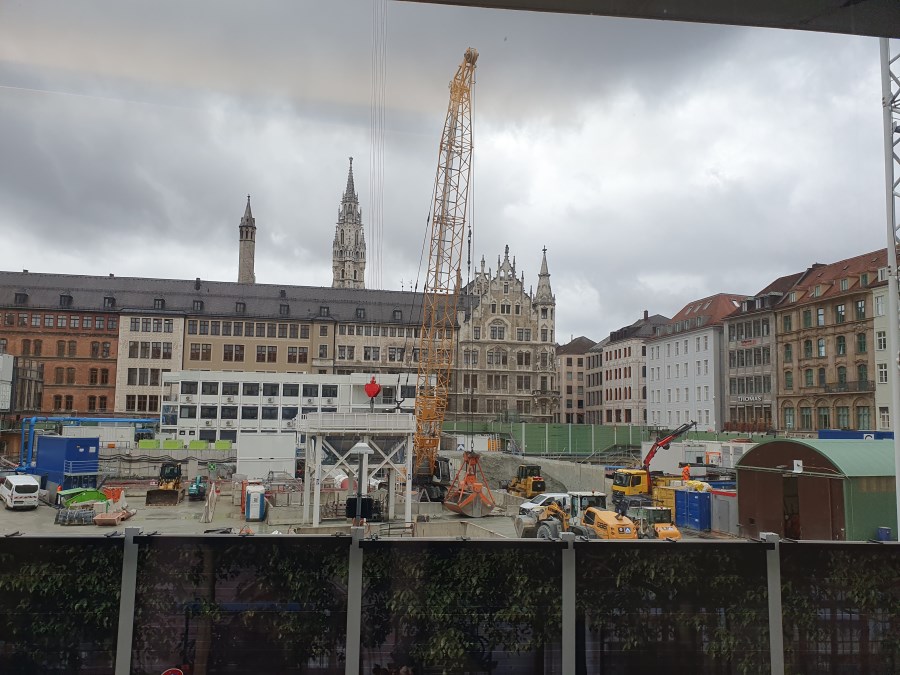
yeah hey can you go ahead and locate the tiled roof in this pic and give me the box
[556,336,597,355]
[649,293,746,339]
[775,248,888,308]
[0,271,425,324]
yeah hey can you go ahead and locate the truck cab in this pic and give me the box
[612,469,649,499]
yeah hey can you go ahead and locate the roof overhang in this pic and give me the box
[399,0,900,38]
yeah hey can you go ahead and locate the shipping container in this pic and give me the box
[31,436,100,490]
[675,488,711,531]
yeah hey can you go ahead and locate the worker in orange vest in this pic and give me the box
[681,464,691,482]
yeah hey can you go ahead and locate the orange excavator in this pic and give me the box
[413,48,494,518]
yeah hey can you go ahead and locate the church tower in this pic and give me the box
[237,195,256,284]
[332,158,366,289]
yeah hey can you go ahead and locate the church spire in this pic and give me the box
[534,246,554,304]
[332,157,366,289]
[237,194,256,284]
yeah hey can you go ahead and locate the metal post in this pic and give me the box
[763,532,785,675]
[879,38,900,537]
[114,526,141,675]
[345,526,365,675]
[405,432,413,524]
[312,437,322,527]
[560,531,576,674]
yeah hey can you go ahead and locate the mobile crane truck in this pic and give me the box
[611,421,697,515]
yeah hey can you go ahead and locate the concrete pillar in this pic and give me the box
[763,532,785,675]
[114,526,141,675]
[561,531,576,674]
[344,526,365,675]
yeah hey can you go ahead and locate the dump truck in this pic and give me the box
[145,462,185,506]
[626,504,682,540]
[500,464,546,499]
[514,491,607,538]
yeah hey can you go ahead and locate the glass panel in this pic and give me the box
[133,537,350,674]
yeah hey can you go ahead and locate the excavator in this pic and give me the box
[145,461,185,506]
[412,48,494,518]
[501,464,546,499]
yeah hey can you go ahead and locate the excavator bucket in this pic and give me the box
[514,514,539,538]
[145,487,185,507]
[442,450,496,518]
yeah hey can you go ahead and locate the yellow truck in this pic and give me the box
[626,505,682,540]
[516,500,636,541]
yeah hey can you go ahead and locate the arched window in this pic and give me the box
[353,270,357,280]
[817,367,826,386]
[340,231,344,245]
[341,269,345,279]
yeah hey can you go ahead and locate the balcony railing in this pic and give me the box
[824,380,874,393]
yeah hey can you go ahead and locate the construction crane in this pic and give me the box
[412,48,493,518]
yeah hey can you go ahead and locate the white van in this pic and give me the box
[0,475,40,510]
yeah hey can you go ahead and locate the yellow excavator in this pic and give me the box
[501,464,546,499]
[145,462,185,506]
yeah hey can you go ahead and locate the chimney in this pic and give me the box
[643,309,649,320]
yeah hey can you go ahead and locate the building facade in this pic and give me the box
[647,294,744,432]
[451,247,557,422]
[600,311,668,426]
[872,277,892,430]
[114,313,185,414]
[556,336,596,423]
[722,273,803,433]
[332,158,366,289]
[584,339,606,425]
[774,250,886,433]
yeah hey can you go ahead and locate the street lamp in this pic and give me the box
[349,441,374,526]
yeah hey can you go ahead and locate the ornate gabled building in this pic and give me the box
[451,246,557,423]
[237,196,257,284]
[332,158,366,289]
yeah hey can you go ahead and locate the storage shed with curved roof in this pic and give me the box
[736,439,896,541]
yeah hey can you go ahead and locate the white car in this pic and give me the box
[518,492,569,516]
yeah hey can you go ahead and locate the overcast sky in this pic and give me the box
[0,1,889,343]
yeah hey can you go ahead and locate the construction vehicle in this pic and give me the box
[187,475,208,501]
[145,462,185,506]
[516,499,637,540]
[412,48,489,516]
[626,504,682,540]
[515,491,607,537]
[443,450,495,517]
[501,464,546,499]
[612,421,697,511]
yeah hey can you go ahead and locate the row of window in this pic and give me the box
[784,333,872,361]
[651,386,714,404]
[728,348,772,368]
[339,324,420,338]
[648,336,711,359]
[649,409,713,426]
[187,320,320,339]
[783,405,871,431]
[50,366,111,386]
[7,339,112,359]
[3,312,118,331]
[726,318,771,342]
[52,394,109,411]
[178,380,417,400]
[124,395,160,412]
[129,318,175,333]
[469,326,547,341]
[128,341,173,359]
[126,368,169,387]
[783,365,870,390]
[782,298,878,333]
[649,360,711,381]
[727,376,774,395]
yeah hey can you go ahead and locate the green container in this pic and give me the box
[214,440,232,451]
[162,440,184,450]
[138,439,160,449]
[188,440,209,450]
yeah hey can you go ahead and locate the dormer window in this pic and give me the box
[59,294,73,308]
[319,306,330,317]
[193,300,204,311]
[356,307,365,319]
[103,296,116,308]
[235,302,246,314]
[279,304,290,316]
[14,293,27,306]
[393,309,402,321]
[154,298,165,310]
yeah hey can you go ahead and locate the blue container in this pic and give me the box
[675,489,711,531]
[877,527,892,542]
[706,481,736,490]
[31,437,100,490]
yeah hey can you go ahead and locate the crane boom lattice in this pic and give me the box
[414,48,478,476]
